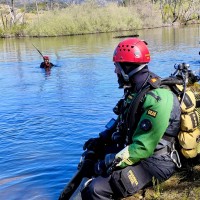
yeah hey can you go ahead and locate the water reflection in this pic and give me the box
[41,67,52,77]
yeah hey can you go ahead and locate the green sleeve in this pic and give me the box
[117,88,174,168]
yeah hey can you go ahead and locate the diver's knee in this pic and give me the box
[81,179,100,199]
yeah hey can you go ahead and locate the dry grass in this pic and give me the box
[24,3,143,37]
[0,1,163,37]
[123,165,200,200]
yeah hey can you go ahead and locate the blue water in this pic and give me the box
[0,25,200,200]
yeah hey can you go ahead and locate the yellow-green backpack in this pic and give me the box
[176,84,200,158]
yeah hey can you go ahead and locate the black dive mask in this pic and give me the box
[116,63,148,89]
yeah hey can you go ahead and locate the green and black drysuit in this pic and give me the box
[82,75,181,200]
[115,86,181,168]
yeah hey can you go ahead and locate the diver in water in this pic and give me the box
[40,56,54,69]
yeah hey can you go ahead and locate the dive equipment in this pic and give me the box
[32,43,44,58]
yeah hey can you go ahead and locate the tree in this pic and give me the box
[0,0,26,31]
[158,0,200,25]
[179,0,200,24]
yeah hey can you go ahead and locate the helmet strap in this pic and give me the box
[115,63,147,82]
[128,64,147,78]
[115,62,129,82]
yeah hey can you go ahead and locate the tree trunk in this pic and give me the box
[0,11,6,30]
[35,0,40,23]
[11,0,16,24]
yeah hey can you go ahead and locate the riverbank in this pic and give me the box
[1,1,200,38]
[0,2,142,37]
[123,164,200,200]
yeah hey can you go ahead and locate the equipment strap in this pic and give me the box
[126,85,151,144]
[154,145,171,155]
[196,100,200,108]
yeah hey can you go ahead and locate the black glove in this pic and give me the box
[94,153,116,176]
[94,160,106,175]
[111,131,125,144]
[78,150,97,169]
[104,153,116,167]
[107,157,122,175]
[83,137,103,151]
[113,99,124,115]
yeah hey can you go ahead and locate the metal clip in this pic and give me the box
[170,143,182,168]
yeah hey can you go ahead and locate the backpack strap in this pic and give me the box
[126,85,151,144]
[125,73,162,144]
[196,100,200,108]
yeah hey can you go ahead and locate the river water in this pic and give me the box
[0,24,200,200]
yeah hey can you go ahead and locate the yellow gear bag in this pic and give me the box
[180,111,199,131]
[178,128,200,149]
[177,85,200,159]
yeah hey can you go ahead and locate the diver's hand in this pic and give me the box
[94,160,106,175]
[83,137,103,151]
[94,154,116,175]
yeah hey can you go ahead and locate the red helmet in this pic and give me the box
[43,56,49,60]
[113,38,150,64]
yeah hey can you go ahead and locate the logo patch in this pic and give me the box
[147,109,157,118]
[140,119,152,131]
[127,170,138,186]
[150,78,158,83]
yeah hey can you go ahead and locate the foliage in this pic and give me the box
[151,177,161,199]
[0,24,26,37]
[24,2,142,37]
[0,27,3,37]
[133,0,162,28]
[0,0,200,37]
[10,24,26,36]
[158,0,200,25]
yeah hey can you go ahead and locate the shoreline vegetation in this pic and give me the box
[0,0,200,38]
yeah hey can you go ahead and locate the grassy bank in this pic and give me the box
[123,164,200,200]
[25,3,141,37]
[0,1,162,37]
[1,0,200,38]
